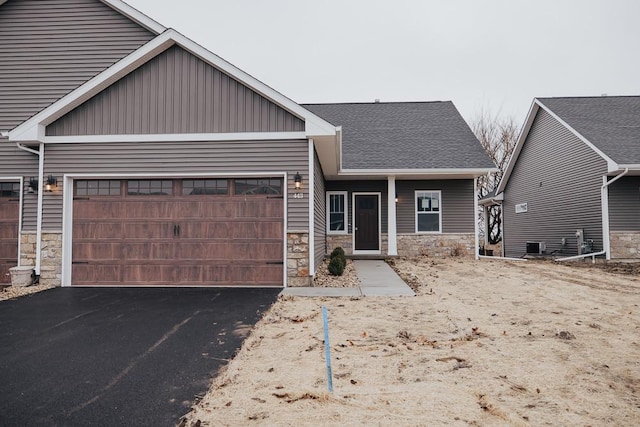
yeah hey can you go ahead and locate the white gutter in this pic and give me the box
[15,142,44,276]
[474,177,479,260]
[601,168,629,260]
[555,250,606,263]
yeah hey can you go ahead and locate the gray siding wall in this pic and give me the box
[325,179,474,235]
[313,149,326,271]
[503,109,608,257]
[0,138,39,231]
[396,179,474,233]
[46,45,305,136]
[0,0,155,132]
[609,176,640,231]
[38,140,309,231]
[326,181,388,234]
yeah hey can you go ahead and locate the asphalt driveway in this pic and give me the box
[0,287,280,426]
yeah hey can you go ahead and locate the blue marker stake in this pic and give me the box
[322,306,334,393]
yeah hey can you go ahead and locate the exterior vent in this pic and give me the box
[526,241,546,254]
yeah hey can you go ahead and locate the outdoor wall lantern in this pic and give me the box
[45,175,58,192]
[395,193,399,203]
[294,172,302,190]
[28,177,38,193]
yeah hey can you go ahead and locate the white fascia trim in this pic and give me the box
[42,132,307,144]
[100,0,166,34]
[616,164,640,170]
[339,168,497,176]
[10,29,337,142]
[496,99,539,194]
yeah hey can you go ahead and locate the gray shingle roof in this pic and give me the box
[538,96,640,165]
[303,102,495,170]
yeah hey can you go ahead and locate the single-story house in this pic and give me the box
[0,0,495,287]
[485,96,640,260]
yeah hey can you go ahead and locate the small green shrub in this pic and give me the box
[330,247,345,259]
[328,256,345,276]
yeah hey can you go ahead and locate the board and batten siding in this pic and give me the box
[609,176,640,231]
[396,179,474,234]
[0,0,155,132]
[503,109,608,257]
[46,45,305,136]
[313,149,326,270]
[38,140,309,231]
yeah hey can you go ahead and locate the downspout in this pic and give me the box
[15,142,44,277]
[601,168,629,260]
[474,177,479,260]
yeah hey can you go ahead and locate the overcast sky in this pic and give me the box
[127,0,640,127]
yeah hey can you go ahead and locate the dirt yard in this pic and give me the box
[183,257,640,426]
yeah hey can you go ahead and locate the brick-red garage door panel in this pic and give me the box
[0,182,20,284]
[72,179,284,287]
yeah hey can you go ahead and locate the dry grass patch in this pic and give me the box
[183,257,640,426]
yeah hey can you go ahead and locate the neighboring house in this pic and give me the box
[0,0,495,288]
[488,96,640,260]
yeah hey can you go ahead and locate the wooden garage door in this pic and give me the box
[72,179,284,287]
[0,182,20,284]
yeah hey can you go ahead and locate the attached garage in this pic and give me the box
[0,182,20,284]
[72,178,284,287]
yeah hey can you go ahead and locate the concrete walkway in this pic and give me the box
[281,259,415,297]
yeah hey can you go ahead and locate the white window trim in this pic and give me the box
[326,191,349,235]
[415,190,442,234]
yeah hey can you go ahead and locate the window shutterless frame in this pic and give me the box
[326,191,348,234]
[415,190,442,233]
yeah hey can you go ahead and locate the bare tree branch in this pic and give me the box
[473,108,518,245]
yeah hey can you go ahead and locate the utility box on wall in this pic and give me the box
[526,241,546,254]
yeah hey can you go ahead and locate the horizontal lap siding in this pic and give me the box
[396,180,474,233]
[41,140,309,231]
[503,109,607,257]
[46,45,305,135]
[0,0,155,132]
[313,149,326,270]
[609,176,640,231]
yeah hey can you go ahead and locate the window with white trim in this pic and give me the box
[415,190,441,233]
[326,191,348,234]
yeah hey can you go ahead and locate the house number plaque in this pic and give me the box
[293,192,304,199]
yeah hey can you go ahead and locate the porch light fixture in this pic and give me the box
[28,177,38,193]
[294,172,302,190]
[395,193,399,203]
[45,175,57,192]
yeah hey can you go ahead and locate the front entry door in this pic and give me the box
[354,194,379,251]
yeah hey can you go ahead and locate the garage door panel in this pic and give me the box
[73,242,121,261]
[73,201,123,220]
[121,264,175,284]
[178,222,229,239]
[175,242,228,260]
[121,242,174,260]
[73,223,121,240]
[72,264,120,285]
[124,201,174,219]
[229,242,282,260]
[123,222,174,239]
[0,224,18,239]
